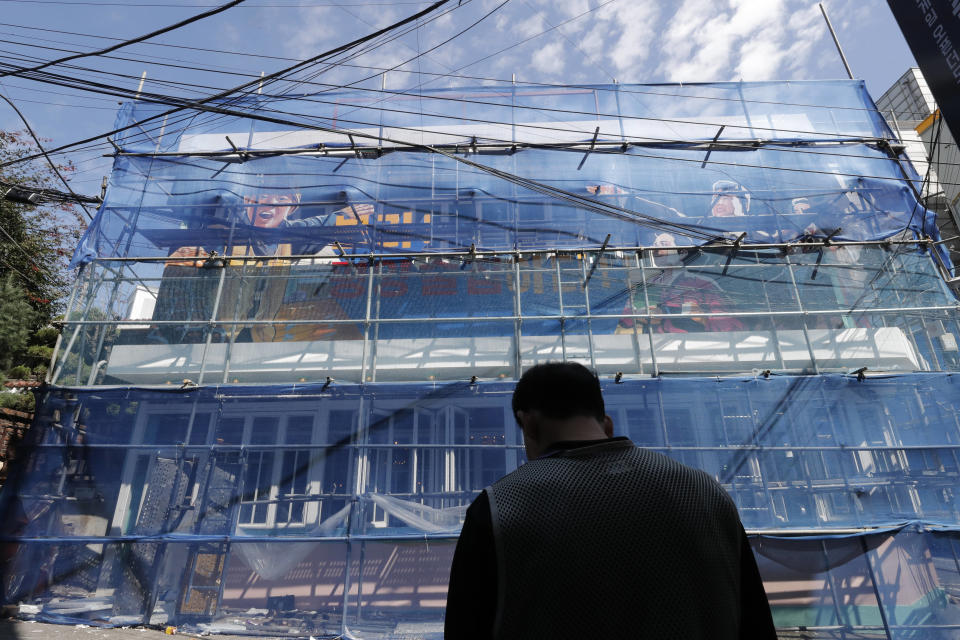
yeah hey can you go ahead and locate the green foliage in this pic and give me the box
[0,391,35,413]
[6,365,30,379]
[0,130,82,381]
[26,344,53,365]
[31,326,59,347]
[0,131,84,322]
[0,275,36,371]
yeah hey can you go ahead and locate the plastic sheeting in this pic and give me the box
[2,374,960,636]
[54,238,960,388]
[71,81,946,269]
[12,80,960,638]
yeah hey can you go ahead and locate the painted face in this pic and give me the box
[250,194,296,228]
[711,194,738,217]
[652,233,676,257]
[652,233,684,266]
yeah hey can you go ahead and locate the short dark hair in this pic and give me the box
[512,362,605,424]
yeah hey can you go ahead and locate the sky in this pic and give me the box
[0,0,919,199]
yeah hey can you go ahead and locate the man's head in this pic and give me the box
[512,362,613,460]
[710,180,749,217]
[791,197,811,214]
[651,232,686,267]
[248,192,299,228]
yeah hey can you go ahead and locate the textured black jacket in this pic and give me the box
[445,437,776,639]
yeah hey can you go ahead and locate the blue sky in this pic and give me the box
[0,0,918,198]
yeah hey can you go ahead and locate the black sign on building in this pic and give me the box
[887,0,960,138]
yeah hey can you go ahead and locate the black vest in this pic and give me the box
[486,439,744,639]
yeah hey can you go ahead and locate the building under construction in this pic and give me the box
[2,80,960,638]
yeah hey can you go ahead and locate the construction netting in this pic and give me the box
[73,81,943,267]
[6,80,960,638]
[2,375,960,637]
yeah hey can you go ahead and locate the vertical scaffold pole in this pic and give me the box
[819,2,854,80]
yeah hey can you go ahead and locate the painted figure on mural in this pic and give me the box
[616,232,744,334]
[157,188,373,343]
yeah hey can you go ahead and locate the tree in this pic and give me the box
[0,130,85,326]
[0,274,36,371]
[0,130,86,380]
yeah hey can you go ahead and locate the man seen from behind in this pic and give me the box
[444,362,776,639]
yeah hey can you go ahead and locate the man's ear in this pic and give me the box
[602,415,614,438]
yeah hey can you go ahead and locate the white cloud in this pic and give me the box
[604,2,661,78]
[650,0,834,82]
[513,13,547,39]
[530,41,566,75]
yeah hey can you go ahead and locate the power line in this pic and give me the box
[1,57,930,166]
[0,0,457,168]
[0,91,96,218]
[15,66,960,191]
[0,0,430,5]
[0,0,248,79]
[0,215,56,280]
[15,72,960,194]
[0,0,470,157]
[0,17,951,123]
[5,21,960,182]
[0,251,45,290]
[6,4,959,163]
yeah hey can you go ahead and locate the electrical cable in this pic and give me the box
[242,0,474,105]
[14,61,960,181]
[0,36,268,81]
[0,216,56,280]
[0,0,248,79]
[840,115,942,318]
[519,0,618,83]
[0,0,430,5]
[13,72,960,197]
[101,93,960,189]
[0,17,951,123]
[14,58,960,174]
[0,91,96,218]
[3,19,956,185]
[13,0,471,153]
[0,0,459,168]
[0,11,944,164]
[0,251,45,288]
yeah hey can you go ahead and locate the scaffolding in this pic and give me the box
[4,81,960,638]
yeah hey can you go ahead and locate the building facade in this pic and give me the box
[2,81,960,638]
[876,67,960,269]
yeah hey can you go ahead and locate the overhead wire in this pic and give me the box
[1,17,954,125]
[14,60,960,182]
[89,88,960,190]
[841,114,943,319]
[11,42,960,177]
[0,0,248,79]
[0,0,432,5]
[0,0,458,169]
[0,90,96,218]
[3,0,956,166]
[7,1,960,200]
[0,214,60,282]
[11,69,960,197]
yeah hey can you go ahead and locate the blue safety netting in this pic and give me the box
[70,81,947,269]
[11,80,960,638]
[2,375,960,636]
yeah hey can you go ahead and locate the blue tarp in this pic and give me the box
[5,373,960,537]
[14,81,960,637]
[3,374,960,637]
[71,81,947,268]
